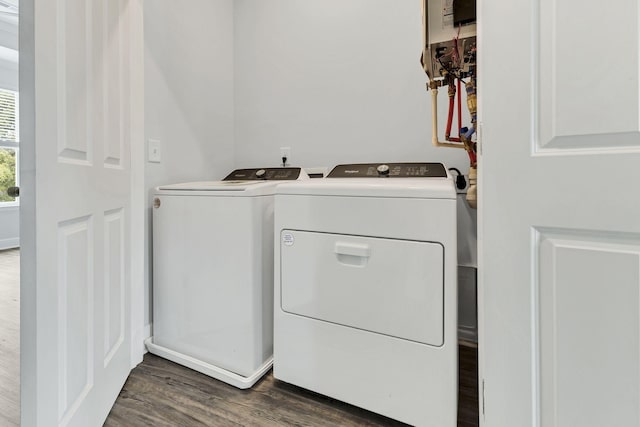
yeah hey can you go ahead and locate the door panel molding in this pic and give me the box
[104,0,125,169]
[534,227,640,426]
[104,208,125,367]
[57,0,93,165]
[535,0,640,154]
[57,215,94,424]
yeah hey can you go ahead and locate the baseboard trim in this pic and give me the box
[0,238,19,250]
[143,324,152,354]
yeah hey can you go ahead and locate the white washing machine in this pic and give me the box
[146,167,308,389]
[274,163,458,426]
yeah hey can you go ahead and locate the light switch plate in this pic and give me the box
[148,139,161,163]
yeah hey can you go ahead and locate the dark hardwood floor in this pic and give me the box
[458,344,479,425]
[106,345,478,427]
[0,248,20,427]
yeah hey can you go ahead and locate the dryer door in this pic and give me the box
[280,230,445,346]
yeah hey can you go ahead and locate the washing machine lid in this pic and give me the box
[156,180,290,197]
[158,180,266,191]
[156,167,309,196]
[276,163,456,199]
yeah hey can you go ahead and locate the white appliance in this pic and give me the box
[274,163,458,426]
[146,167,308,389]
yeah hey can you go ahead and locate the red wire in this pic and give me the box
[468,149,476,165]
[445,94,454,139]
[445,78,463,142]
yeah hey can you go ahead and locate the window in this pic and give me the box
[0,88,18,205]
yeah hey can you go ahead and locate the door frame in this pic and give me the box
[127,0,146,371]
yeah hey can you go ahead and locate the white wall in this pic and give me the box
[144,0,235,328]
[233,0,471,173]
[143,0,478,335]
[233,0,477,341]
[0,16,18,250]
[0,206,18,249]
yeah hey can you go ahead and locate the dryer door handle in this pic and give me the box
[334,242,371,258]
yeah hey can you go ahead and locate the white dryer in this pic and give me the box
[274,163,457,426]
[146,167,308,389]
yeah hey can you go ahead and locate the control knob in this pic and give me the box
[377,164,390,176]
[255,169,267,179]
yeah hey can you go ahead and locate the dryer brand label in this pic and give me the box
[282,232,295,246]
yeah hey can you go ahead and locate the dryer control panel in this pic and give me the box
[327,163,447,178]
[223,167,303,181]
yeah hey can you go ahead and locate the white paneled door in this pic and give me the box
[20,0,144,426]
[479,0,640,426]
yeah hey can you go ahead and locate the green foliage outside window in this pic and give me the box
[0,89,17,203]
[0,148,16,202]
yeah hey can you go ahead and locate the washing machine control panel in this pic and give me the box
[223,167,303,181]
[327,163,447,178]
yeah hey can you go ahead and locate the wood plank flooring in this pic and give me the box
[106,346,478,426]
[0,248,20,427]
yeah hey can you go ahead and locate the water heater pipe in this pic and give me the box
[431,82,467,149]
[466,166,477,208]
[422,0,478,209]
